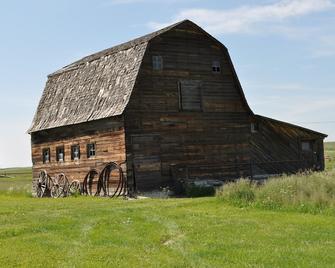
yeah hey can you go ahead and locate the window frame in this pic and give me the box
[178,80,203,112]
[301,140,312,152]
[212,60,221,73]
[56,146,65,162]
[71,144,80,160]
[42,148,50,164]
[87,143,96,158]
[152,55,163,71]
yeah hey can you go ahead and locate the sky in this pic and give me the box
[0,0,334,168]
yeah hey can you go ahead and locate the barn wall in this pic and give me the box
[31,117,126,181]
[124,22,252,190]
[250,117,326,175]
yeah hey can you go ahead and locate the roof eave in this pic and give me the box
[255,114,328,138]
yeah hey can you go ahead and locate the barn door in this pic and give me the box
[131,134,161,190]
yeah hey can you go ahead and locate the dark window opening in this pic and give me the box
[87,143,96,158]
[178,80,202,111]
[56,146,65,162]
[251,122,259,133]
[71,145,80,160]
[212,60,221,73]
[301,141,312,151]
[152,56,163,70]
[42,148,50,163]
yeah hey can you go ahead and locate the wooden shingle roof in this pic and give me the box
[28,21,187,133]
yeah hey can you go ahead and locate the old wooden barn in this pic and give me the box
[29,20,327,192]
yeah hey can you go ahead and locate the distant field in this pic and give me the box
[325,141,335,171]
[0,167,31,193]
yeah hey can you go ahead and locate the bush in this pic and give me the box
[185,183,215,197]
[216,171,335,214]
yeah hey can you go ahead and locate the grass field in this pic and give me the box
[325,142,335,171]
[1,195,335,267]
[0,167,32,194]
[0,144,334,267]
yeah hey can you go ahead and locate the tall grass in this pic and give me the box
[216,171,335,215]
[0,186,32,197]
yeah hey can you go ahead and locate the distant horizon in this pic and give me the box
[1,0,335,168]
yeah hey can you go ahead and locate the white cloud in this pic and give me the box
[149,0,334,34]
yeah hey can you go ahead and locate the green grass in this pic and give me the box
[0,167,32,195]
[325,142,335,171]
[217,171,335,215]
[0,196,334,267]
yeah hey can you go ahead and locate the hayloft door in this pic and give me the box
[131,134,161,190]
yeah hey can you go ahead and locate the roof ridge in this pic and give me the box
[49,20,189,77]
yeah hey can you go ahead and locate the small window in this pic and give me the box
[212,61,221,73]
[251,122,259,133]
[71,145,80,160]
[56,146,65,162]
[301,141,312,151]
[42,148,50,163]
[87,143,96,158]
[152,56,163,70]
[179,80,202,111]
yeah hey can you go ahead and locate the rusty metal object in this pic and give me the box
[82,169,99,196]
[37,162,127,198]
[97,162,126,197]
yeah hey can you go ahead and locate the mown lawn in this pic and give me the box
[0,195,335,267]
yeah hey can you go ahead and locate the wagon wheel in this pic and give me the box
[57,173,70,197]
[50,184,61,198]
[36,182,45,198]
[69,180,81,195]
[36,170,52,198]
[52,173,69,198]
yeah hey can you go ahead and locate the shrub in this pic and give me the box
[185,183,215,197]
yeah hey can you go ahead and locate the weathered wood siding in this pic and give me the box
[250,116,325,175]
[31,117,126,181]
[124,22,252,190]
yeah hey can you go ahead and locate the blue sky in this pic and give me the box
[0,0,334,167]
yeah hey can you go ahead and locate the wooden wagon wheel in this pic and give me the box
[51,173,69,198]
[36,170,52,198]
[69,180,81,195]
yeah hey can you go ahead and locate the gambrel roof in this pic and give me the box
[29,21,188,133]
[29,20,252,133]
